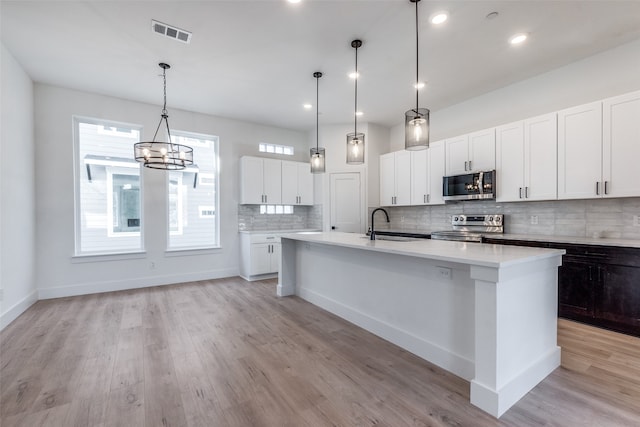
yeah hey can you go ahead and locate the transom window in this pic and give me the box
[259,142,294,155]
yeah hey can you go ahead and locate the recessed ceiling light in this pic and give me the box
[414,81,426,89]
[303,104,312,110]
[287,0,302,4]
[355,111,363,116]
[430,11,448,25]
[349,72,360,79]
[510,33,528,45]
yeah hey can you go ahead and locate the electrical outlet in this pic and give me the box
[150,261,155,269]
[634,215,640,227]
[437,267,452,280]
[530,215,539,225]
[400,216,405,223]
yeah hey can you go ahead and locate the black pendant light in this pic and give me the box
[346,39,365,164]
[134,63,194,170]
[405,0,430,150]
[310,72,326,174]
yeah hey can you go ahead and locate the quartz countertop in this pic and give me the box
[280,231,564,269]
[239,229,321,235]
[486,233,640,249]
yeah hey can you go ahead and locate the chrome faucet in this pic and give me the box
[370,207,390,240]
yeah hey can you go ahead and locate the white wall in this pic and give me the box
[0,43,37,329]
[390,38,640,151]
[34,84,307,299]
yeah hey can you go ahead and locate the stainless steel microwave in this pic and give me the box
[442,170,496,201]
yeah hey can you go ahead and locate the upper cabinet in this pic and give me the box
[445,128,495,175]
[241,156,313,205]
[602,90,640,198]
[380,151,411,206]
[496,113,557,202]
[410,140,445,205]
[558,101,603,199]
[282,161,314,205]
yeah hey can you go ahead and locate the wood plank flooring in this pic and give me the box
[1,277,639,426]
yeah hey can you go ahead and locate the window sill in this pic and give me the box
[164,247,222,257]
[71,251,147,263]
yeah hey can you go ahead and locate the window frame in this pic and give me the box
[73,115,145,256]
[165,129,220,251]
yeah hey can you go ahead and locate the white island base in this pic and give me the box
[277,232,565,418]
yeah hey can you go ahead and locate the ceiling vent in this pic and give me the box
[151,20,192,44]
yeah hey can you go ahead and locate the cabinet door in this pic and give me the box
[250,243,272,275]
[558,102,603,199]
[394,150,412,206]
[262,158,282,204]
[379,153,395,206]
[270,243,281,272]
[240,156,264,204]
[602,91,640,198]
[427,140,445,205]
[281,161,298,205]
[525,113,558,201]
[445,135,469,175]
[468,128,496,172]
[558,259,595,320]
[296,163,314,205]
[598,264,640,333]
[496,121,525,202]
[410,150,428,205]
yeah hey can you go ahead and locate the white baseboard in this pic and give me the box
[298,287,475,381]
[38,268,238,300]
[1,290,38,331]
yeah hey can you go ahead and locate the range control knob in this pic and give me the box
[488,216,493,221]
[496,216,501,222]
[454,216,459,221]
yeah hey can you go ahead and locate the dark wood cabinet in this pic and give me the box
[483,237,640,337]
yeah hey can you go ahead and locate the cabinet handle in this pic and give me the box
[519,187,523,199]
[588,265,592,281]
[596,182,600,195]
[604,181,609,195]
[424,195,426,204]
[464,161,468,171]
[469,160,472,171]
[427,194,430,203]
[525,187,529,198]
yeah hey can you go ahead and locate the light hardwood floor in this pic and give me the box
[1,277,639,426]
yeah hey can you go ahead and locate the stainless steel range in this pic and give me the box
[430,214,503,242]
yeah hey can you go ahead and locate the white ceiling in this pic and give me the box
[2,0,640,131]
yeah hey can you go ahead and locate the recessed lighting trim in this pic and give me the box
[430,11,448,25]
[287,0,302,3]
[510,33,528,45]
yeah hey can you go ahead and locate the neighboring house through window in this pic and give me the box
[74,117,143,255]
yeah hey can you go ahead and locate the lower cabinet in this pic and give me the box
[483,238,640,337]
[240,233,281,281]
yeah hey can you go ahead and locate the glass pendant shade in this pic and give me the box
[346,132,365,164]
[404,108,430,150]
[310,147,326,173]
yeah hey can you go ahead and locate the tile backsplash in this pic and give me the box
[238,204,322,231]
[370,198,640,240]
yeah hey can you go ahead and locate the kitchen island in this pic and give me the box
[277,232,565,418]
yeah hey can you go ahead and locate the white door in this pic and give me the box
[240,156,264,204]
[603,90,640,198]
[496,121,525,202]
[262,158,282,204]
[394,150,412,206]
[379,153,395,206]
[427,140,446,205]
[525,113,557,201]
[558,101,602,199]
[445,135,469,175]
[281,161,298,205]
[410,149,428,205]
[330,172,361,233]
[297,162,314,205]
[468,128,496,172]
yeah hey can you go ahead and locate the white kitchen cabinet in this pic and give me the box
[558,101,603,199]
[240,233,281,281]
[281,161,314,205]
[602,90,640,198]
[445,128,495,175]
[380,150,411,206]
[410,140,445,205]
[497,113,557,202]
[240,156,282,204]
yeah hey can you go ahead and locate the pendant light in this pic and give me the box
[346,39,365,164]
[310,72,326,174]
[134,63,194,170]
[405,0,430,150]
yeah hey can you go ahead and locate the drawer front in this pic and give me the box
[250,234,281,244]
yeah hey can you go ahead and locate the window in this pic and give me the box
[74,117,143,255]
[259,142,294,156]
[260,205,294,214]
[167,130,220,249]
